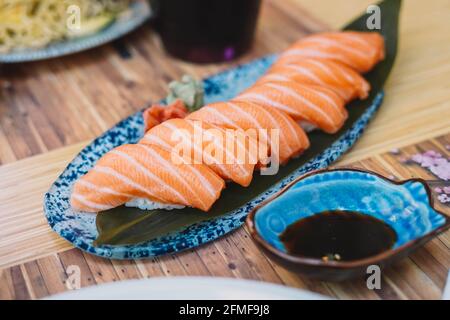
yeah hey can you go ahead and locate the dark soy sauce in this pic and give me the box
[279,211,397,262]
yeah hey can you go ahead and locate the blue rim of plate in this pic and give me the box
[0,1,152,63]
[43,54,385,259]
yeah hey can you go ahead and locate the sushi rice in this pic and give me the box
[125,198,185,210]
[298,120,317,132]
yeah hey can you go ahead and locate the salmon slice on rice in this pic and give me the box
[71,144,225,212]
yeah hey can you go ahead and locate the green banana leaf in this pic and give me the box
[94,0,401,246]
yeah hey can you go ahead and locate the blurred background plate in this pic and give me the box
[46,277,329,300]
[0,1,152,63]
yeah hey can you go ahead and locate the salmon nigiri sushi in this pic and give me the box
[140,118,257,187]
[186,100,310,164]
[277,31,385,73]
[257,58,370,102]
[71,144,225,212]
[236,80,348,134]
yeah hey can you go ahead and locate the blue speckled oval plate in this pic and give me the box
[43,54,385,259]
[0,1,151,63]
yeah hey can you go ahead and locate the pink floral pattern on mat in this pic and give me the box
[434,186,450,204]
[410,150,450,204]
[411,150,450,181]
[392,148,450,205]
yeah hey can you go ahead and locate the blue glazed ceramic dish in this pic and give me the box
[43,53,385,259]
[0,1,151,63]
[246,168,450,281]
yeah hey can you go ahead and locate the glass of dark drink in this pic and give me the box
[149,0,262,63]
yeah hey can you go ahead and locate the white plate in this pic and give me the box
[46,277,329,300]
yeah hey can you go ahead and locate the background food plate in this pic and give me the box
[0,1,151,63]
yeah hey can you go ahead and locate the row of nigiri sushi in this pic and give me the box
[71,31,385,213]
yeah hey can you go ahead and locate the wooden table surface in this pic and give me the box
[0,0,449,300]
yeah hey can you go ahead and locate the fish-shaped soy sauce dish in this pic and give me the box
[246,168,450,281]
